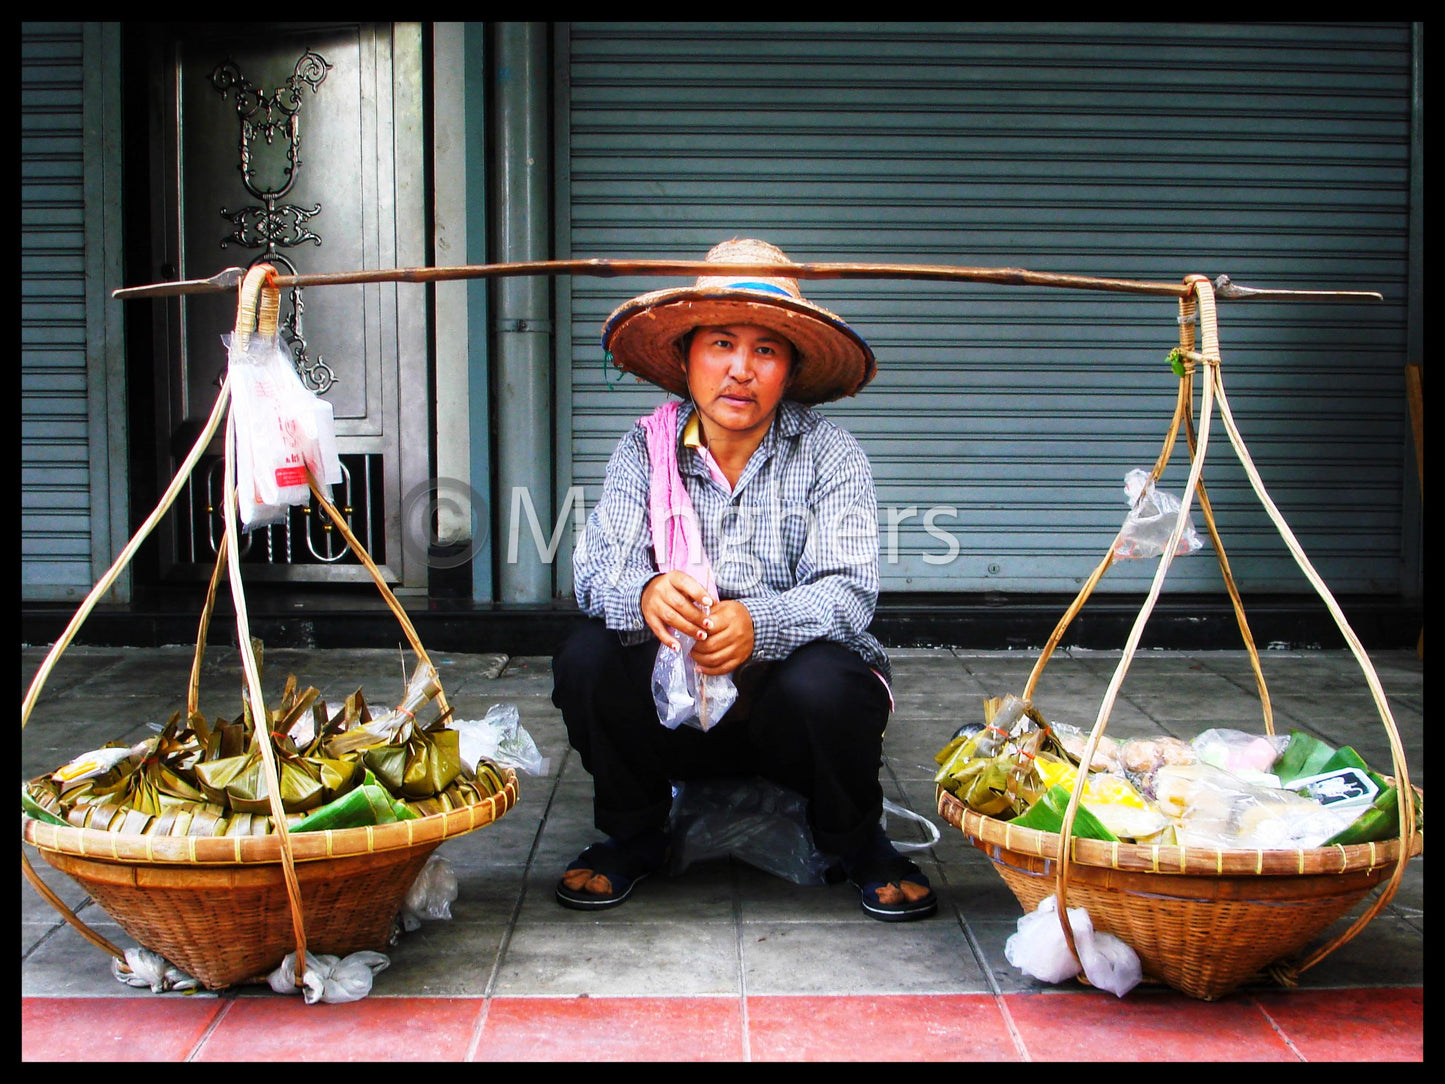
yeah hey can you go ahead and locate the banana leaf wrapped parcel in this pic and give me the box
[322,663,463,799]
[934,694,1059,819]
[22,654,511,837]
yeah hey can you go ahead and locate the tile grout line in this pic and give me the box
[1249,996,1309,1062]
[478,747,575,1003]
[464,998,492,1062]
[732,859,753,1061]
[187,996,239,1061]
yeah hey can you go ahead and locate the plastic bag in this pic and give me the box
[1032,753,1171,843]
[652,621,737,732]
[669,777,836,884]
[447,703,551,776]
[267,950,390,1005]
[1112,469,1203,561]
[1004,895,1143,998]
[225,330,341,530]
[1191,728,1288,788]
[668,779,940,885]
[881,796,942,853]
[1152,762,1361,849]
[111,947,202,994]
[399,854,459,931]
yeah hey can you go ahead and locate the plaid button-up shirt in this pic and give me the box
[573,399,891,683]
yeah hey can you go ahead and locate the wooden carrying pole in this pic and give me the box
[112,259,1386,303]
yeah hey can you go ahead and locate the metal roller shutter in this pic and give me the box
[22,24,92,599]
[560,22,1413,596]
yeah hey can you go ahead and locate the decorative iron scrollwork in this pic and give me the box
[211,49,336,394]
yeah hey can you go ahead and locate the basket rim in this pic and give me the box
[937,784,1421,877]
[21,767,518,867]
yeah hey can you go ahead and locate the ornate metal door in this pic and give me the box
[141,22,429,590]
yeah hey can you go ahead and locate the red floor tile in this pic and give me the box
[193,996,485,1061]
[1003,988,1300,1062]
[23,997,228,1062]
[745,994,1020,1062]
[1252,987,1424,1062]
[480,996,745,1061]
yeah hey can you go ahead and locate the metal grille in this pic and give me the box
[176,452,387,576]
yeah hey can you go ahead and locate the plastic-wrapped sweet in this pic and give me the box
[1033,753,1170,842]
[1152,762,1360,849]
[1191,728,1288,788]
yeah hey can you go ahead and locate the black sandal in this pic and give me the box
[844,832,938,922]
[555,837,667,911]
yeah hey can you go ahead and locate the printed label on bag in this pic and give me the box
[1285,767,1379,808]
[274,465,308,486]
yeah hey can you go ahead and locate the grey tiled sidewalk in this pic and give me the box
[21,643,1424,1000]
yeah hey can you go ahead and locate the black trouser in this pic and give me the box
[551,618,892,858]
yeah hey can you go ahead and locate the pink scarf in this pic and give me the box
[640,401,715,596]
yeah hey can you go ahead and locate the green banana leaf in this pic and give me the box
[291,774,418,832]
[1010,784,1119,841]
[1274,730,1421,846]
[21,785,67,826]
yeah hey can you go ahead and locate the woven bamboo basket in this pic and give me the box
[939,275,1423,1001]
[21,264,518,991]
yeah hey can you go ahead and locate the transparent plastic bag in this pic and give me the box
[399,854,459,932]
[652,618,737,732]
[225,330,341,530]
[446,703,551,776]
[1004,895,1143,998]
[1112,468,1203,561]
[1153,762,1361,849]
[1191,728,1288,788]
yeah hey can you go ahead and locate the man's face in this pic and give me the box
[682,324,795,441]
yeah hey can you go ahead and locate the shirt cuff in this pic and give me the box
[611,570,662,632]
[738,593,784,659]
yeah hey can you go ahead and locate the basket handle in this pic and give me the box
[1048,275,1419,982]
[1021,282,1272,732]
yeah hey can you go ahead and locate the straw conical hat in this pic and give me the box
[601,238,876,404]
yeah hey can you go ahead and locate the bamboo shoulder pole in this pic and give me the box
[112,260,1386,303]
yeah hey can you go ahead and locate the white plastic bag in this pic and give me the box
[267,950,390,1005]
[399,854,459,932]
[446,703,551,776]
[111,947,202,994]
[225,330,341,529]
[652,622,737,732]
[1112,468,1203,561]
[1004,895,1143,998]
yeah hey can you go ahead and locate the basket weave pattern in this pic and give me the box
[938,788,1413,1000]
[24,778,517,990]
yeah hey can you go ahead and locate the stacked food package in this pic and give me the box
[934,694,1420,848]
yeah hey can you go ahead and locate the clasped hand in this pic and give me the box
[640,571,754,676]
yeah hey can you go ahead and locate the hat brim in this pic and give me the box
[602,287,876,404]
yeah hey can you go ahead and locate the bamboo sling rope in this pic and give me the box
[21,264,460,989]
[1038,276,1417,981]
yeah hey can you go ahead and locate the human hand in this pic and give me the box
[640,570,711,649]
[690,599,754,676]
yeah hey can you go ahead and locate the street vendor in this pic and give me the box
[550,237,936,922]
